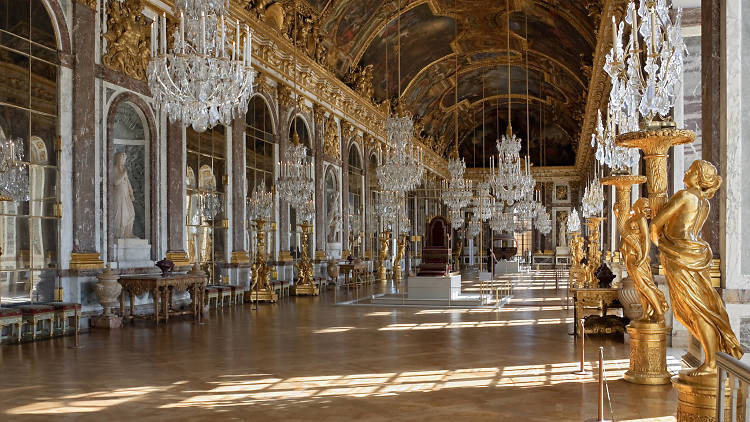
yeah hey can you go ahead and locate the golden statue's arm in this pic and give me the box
[637,216,650,268]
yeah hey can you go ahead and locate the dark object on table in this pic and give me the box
[155,258,174,277]
[595,263,616,288]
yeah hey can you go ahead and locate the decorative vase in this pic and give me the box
[95,264,122,317]
[618,276,643,321]
[156,258,174,277]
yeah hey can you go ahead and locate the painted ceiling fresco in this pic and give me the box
[305,0,599,167]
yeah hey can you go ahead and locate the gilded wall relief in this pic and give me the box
[102,0,150,81]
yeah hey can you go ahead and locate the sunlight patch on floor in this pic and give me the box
[6,386,173,415]
[379,317,574,330]
[158,360,630,409]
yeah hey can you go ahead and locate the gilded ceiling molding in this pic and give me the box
[573,0,627,179]
[225,2,449,178]
[253,71,273,95]
[312,103,327,125]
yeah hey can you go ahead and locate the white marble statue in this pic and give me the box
[111,152,136,239]
[327,195,341,243]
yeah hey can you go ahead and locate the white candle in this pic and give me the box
[612,15,616,49]
[220,16,225,58]
[150,22,155,55]
[235,19,240,61]
[180,12,184,54]
[161,13,166,54]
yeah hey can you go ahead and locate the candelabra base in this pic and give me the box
[673,371,741,422]
[292,284,319,296]
[244,288,277,303]
[623,320,671,385]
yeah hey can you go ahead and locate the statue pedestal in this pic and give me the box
[673,371,741,421]
[555,246,569,256]
[326,242,342,260]
[623,320,671,385]
[115,238,153,269]
[91,314,122,329]
[292,284,319,296]
[244,288,277,303]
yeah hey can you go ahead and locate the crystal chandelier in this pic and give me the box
[567,208,581,233]
[448,208,464,230]
[276,131,314,209]
[467,212,482,239]
[296,194,315,224]
[489,131,534,205]
[604,0,687,130]
[247,181,273,221]
[591,108,639,172]
[148,0,255,132]
[377,110,424,194]
[535,210,552,235]
[441,154,473,212]
[471,181,494,221]
[490,203,515,234]
[375,190,404,231]
[582,177,605,218]
[199,191,222,220]
[377,1,423,195]
[0,134,28,201]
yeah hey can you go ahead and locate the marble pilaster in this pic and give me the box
[341,140,350,253]
[231,117,249,264]
[165,121,189,266]
[702,0,722,257]
[69,1,103,269]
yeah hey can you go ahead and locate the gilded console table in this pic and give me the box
[571,288,621,336]
[119,274,207,323]
[339,261,368,287]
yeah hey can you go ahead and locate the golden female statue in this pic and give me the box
[615,198,668,322]
[650,160,743,375]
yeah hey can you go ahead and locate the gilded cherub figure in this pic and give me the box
[650,160,743,376]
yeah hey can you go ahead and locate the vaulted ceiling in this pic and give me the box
[296,0,600,168]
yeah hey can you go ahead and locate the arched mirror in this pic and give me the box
[246,95,275,258]
[347,144,362,255]
[287,116,311,256]
[0,0,60,302]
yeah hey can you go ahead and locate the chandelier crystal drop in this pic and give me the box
[591,108,639,172]
[276,131,314,209]
[441,155,473,211]
[0,134,29,202]
[489,204,515,234]
[147,0,255,132]
[199,192,222,220]
[377,112,424,194]
[296,194,315,224]
[567,208,581,233]
[375,190,405,231]
[247,181,273,221]
[582,177,605,218]
[604,0,687,129]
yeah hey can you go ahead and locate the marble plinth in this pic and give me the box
[494,260,520,274]
[327,242,342,259]
[91,314,122,329]
[623,320,671,385]
[408,274,462,300]
[555,246,570,256]
[115,238,153,269]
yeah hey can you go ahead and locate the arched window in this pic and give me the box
[347,144,362,252]
[0,0,60,302]
[288,117,311,253]
[245,96,274,193]
[186,126,226,283]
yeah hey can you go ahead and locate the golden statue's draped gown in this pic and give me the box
[651,161,743,369]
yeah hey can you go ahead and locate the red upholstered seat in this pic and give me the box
[19,305,54,315]
[47,302,81,311]
[205,287,218,293]
[227,284,244,292]
[0,308,21,317]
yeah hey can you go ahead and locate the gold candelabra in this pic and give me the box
[568,231,586,289]
[247,218,277,303]
[377,231,390,283]
[584,217,604,288]
[393,233,406,283]
[292,222,319,296]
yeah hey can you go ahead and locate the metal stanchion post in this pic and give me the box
[68,321,82,349]
[586,347,613,422]
[574,318,590,375]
